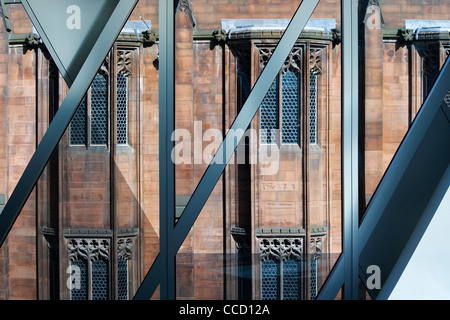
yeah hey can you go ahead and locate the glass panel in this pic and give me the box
[117,258,129,300]
[261,259,280,300]
[90,73,108,145]
[173,0,342,301]
[116,72,128,145]
[70,259,88,300]
[70,95,87,146]
[359,0,450,211]
[1,0,160,302]
[282,258,301,300]
[91,259,109,300]
[260,79,279,144]
[310,256,318,299]
[309,70,318,145]
[281,70,300,144]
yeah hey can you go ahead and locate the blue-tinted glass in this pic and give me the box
[310,257,318,300]
[260,78,278,144]
[70,95,87,145]
[117,73,128,145]
[91,259,109,300]
[91,73,108,145]
[310,70,318,144]
[282,258,301,300]
[118,258,129,300]
[281,70,299,144]
[261,258,280,300]
[70,259,88,300]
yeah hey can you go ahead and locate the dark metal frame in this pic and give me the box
[0,0,448,301]
[0,0,138,247]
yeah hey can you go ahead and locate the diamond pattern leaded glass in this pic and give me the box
[281,70,299,144]
[70,95,87,145]
[260,78,278,144]
[117,73,128,145]
[310,257,318,300]
[70,259,88,300]
[261,258,280,300]
[90,73,108,145]
[310,70,318,144]
[118,258,129,300]
[91,259,109,300]
[282,258,301,300]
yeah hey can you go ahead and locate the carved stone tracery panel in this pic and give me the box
[68,238,110,261]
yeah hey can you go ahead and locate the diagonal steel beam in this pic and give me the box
[319,56,450,300]
[0,0,138,248]
[316,254,345,300]
[133,0,320,300]
[172,0,319,256]
[358,57,450,299]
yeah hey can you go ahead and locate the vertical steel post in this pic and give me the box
[342,0,359,300]
[135,0,319,299]
[159,0,176,300]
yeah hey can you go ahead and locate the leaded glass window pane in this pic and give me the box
[261,258,280,300]
[281,70,299,144]
[310,257,318,300]
[90,73,108,145]
[117,72,128,145]
[91,259,109,300]
[70,95,87,146]
[260,78,278,144]
[310,70,318,144]
[70,259,88,300]
[118,258,129,300]
[282,258,301,300]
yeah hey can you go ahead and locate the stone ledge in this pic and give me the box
[256,226,327,237]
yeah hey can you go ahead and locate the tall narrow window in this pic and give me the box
[261,258,280,300]
[68,238,110,300]
[90,73,108,146]
[117,258,129,300]
[310,256,318,300]
[282,257,301,300]
[309,69,318,144]
[70,258,88,300]
[281,70,300,144]
[70,96,87,146]
[69,70,109,147]
[259,47,302,146]
[258,46,324,147]
[259,237,304,300]
[68,48,135,148]
[116,72,129,145]
[117,237,133,300]
[91,258,109,300]
[260,78,279,144]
